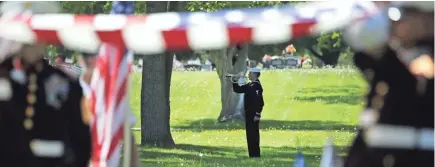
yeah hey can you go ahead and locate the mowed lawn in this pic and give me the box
[129,69,368,167]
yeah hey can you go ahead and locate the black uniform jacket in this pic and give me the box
[354,41,434,128]
[345,40,434,167]
[233,80,264,116]
[0,57,91,167]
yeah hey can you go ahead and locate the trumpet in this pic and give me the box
[225,74,248,84]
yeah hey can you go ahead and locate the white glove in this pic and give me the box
[254,116,260,122]
[230,76,239,83]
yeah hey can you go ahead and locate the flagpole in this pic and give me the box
[122,50,133,167]
[123,112,131,167]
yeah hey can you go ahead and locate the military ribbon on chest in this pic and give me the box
[44,74,69,109]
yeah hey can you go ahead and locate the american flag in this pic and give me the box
[89,1,134,167]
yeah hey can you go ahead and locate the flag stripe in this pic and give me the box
[90,43,128,167]
[227,27,252,45]
[0,1,377,55]
[161,29,189,51]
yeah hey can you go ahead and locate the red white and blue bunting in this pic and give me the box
[0,1,378,55]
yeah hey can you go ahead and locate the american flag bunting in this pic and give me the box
[0,1,378,55]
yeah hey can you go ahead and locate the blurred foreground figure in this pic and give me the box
[231,68,264,158]
[344,2,434,167]
[78,52,140,167]
[0,2,91,167]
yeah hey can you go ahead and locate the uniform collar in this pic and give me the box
[251,79,260,83]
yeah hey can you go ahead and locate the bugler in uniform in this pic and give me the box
[343,2,434,167]
[0,2,91,167]
[231,67,264,158]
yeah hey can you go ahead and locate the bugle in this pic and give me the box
[225,74,248,84]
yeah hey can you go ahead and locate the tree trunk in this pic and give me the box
[140,1,175,147]
[322,50,341,67]
[210,45,249,122]
[140,53,175,147]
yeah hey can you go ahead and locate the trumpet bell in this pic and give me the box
[229,76,248,84]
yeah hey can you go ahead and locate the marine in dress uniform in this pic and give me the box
[343,2,434,167]
[0,2,91,167]
[231,67,264,158]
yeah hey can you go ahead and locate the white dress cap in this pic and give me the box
[249,67,261,73]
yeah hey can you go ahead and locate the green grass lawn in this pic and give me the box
[129,69,367,167]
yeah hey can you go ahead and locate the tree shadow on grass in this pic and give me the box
[294,85,365,105]
[297,85,364,94]
[293,95,363,105]
[172,119,357,132]
[139,144,350,167]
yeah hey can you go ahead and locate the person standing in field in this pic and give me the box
[231,67,264,158]
[78,52,141,167]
